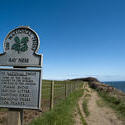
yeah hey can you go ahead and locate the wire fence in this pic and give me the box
[41,80,84,112]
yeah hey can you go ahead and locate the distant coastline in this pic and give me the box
[104,81,125,92]
[71,77,125,93]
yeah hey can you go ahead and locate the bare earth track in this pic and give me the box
[74,107,83,125]
[75,84,124,125]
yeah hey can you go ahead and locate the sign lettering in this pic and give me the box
[0,69,41,109]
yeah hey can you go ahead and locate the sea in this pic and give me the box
[103,81,125,93]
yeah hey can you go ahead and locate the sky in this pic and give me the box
[0,0,125,81]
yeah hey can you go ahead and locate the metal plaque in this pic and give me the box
[0,68,42,110]
[0,26,42,67]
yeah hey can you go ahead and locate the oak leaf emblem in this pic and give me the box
[11,36,29,54]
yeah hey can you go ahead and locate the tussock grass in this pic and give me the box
[98,91,125,118]
[82,99,89,117]
[29,89,84,125]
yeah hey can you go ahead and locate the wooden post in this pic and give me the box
[73,82,75,91]
[8,111,21,125]
[70,82,71,94]
[68,82,70,95]
[7,109,23,125]
[65,82,67,98]
[50,80,54,110]
[7,66,24,125]
[75,82,76,90]
[20,110,23,125]
[71,82,72,93]
[76,82,78,89]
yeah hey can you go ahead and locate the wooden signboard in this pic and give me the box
[0,26,43,67]
[0,69,41,109]
[0,26,43,125]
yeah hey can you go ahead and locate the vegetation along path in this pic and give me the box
[75,83,124,125]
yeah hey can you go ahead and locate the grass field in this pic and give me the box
[97,91,125,120]
[29,88,84,125]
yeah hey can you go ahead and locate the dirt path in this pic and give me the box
[75,84,124,125]
[74,107,83,125]
[86,90,123,125]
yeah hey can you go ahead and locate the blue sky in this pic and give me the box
[0,0,125,81]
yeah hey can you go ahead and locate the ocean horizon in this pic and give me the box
[103,81,125,93]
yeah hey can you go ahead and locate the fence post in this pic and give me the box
[7,109,23,125]
[50,80,54,110]
[67,82,69,96]
[74,82,75,91]
[76,82,78,89]
[75,82,76,90]
[70,82,72,94]
[72,82,74,92]
[65,82,67,98]
[72,82,74,91]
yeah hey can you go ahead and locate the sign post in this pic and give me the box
[0,26,43,125]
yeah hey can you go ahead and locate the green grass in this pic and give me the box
[82,99,89,117]
[29,89,84,125]
[98,91,125,118]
